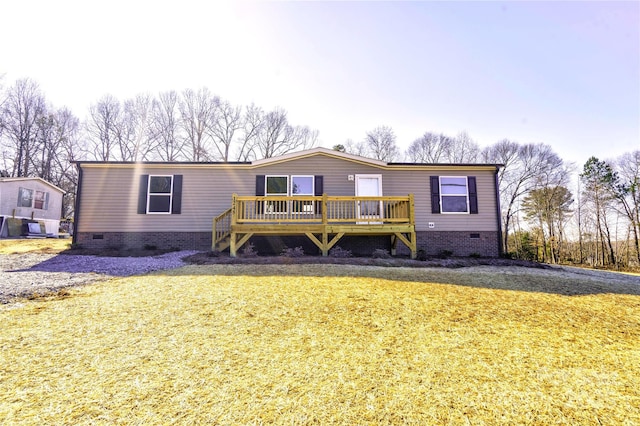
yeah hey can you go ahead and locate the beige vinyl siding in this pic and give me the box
[255,156,498,232]
[78,166,254,233]
[78,155,499,233]
[254,155,382,196]
[386,170,498,232]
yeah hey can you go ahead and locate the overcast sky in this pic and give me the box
[1,1,638,167]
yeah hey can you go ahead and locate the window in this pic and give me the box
[18,188,33,207]
[147,175,173,214]
[291,175,314,213]
[34,191,49,210]
[256,175,321,214]
[265,176,289,213]
[137,174,182,215]
[430,176,478,214]
[440,177,469,213]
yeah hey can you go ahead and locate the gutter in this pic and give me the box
[72,164,83,246]
[495,167,503,257]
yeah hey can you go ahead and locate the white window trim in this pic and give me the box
[291,175,315,214]
[439,176,469,214]
[265,175,289,196]
[147,175,174,215]
[355,174,383,224]
[291,175,314,195]
[264,175,289,214]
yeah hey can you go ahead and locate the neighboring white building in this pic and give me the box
[0,177,65,237]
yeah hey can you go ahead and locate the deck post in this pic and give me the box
[322,193,328,256]
[409,194,417,259]
[230,194,238,257]
[211,218,215,251]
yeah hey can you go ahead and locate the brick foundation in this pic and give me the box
[396,231,500,257]
[75,232,212,251]
[76,230,500,258]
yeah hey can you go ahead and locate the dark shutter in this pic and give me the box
[468,176,478,214]
[256,175,265,196]
[255,175,265,214]
[430,176,440,214]
[314,176,323,195]
[171,175,183,214]
[137,174,149,214]
[314,175,323,214]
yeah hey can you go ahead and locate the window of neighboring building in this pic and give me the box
[34,190,49,210]
[440,177,469,213]
[147,175,173,214]
[18,188,33,207]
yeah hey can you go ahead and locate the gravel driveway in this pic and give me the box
[0,251,198,303]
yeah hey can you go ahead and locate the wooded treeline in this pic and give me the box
[1,77,638,268]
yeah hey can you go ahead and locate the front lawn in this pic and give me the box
[1,264,638,424]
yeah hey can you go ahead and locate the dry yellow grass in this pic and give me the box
[0,238,70,254]
[1,264,639,425]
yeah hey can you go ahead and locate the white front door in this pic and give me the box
[355,174,383,223]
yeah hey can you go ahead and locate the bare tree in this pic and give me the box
[148,91,185,161]
[117,94,153,161]
[208,99,243,161]
[363,126,400,161]
[38,108,81,217]
[179,88,219,161]
[0,78,46,176]
[450,131,479,163]
[406,132,454,163]
[249,107,318,160]
[235,104,263,162]
[483,141,564,255]
[406,131,478,163]
[614,150,640,264]
[343,138,369,157]
[86,95,121,161]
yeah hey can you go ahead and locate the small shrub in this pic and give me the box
[143,244,158,251]
[416,248,427,261]
[330,246,352,258]
[281,246,305,258]
[438,249,453,259]
[469,252,481,258]
[241,243,258,258]
[372,249,391,259]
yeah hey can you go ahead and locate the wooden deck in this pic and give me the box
[213,194,417,258]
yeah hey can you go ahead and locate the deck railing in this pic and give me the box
[231,194,414,225]
[212,207,232,249]
[213,193,416,257]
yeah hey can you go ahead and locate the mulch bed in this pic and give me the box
[183,252,552,269]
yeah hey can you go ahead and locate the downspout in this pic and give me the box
[495,166,503,257]
[72,163,83,246]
